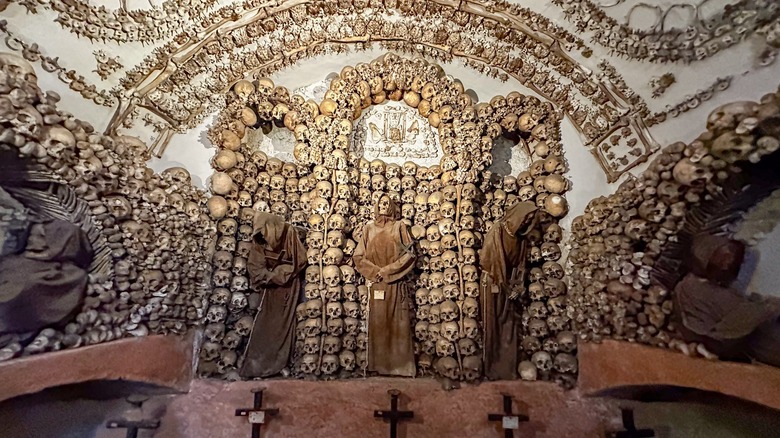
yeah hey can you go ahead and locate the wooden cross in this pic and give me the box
[487,394,529,437]
[235,388,280,438]
[611,408,655,438]
[105,394,160,438]
[374,389,414,438]
[105,419,160,438]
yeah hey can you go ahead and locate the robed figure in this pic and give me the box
[479,202,539,380]
[240,212,307,378]
[0,219,92,339]
[353,195,417,377]
[674,234,780,367]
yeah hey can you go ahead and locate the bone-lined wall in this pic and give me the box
[199,53,577,384]
[0,54,214,362]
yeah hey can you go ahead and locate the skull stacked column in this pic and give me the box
[200,55,573,384]
[200,79,311,378]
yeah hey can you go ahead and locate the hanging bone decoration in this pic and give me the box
[202,53,572,385]
[566,87,780,355]
[0,53,214,362]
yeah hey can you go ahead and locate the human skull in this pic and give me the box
[441,320,460,342]
[301,353,319,374]
[541,242,561,261]
[201,341,221,361]
[435,356,460,380]
[326,301,343,319]
[222,330,242,350]
[464,281,479,298]
[322,265,342,287]
[531,351,553,372]
[339,350,356,371]
[326,318,344,336]
[463,317,479,339]
[542,261,564,279]
[528,318,549,338]
[305,265,321,284]
[462,265,478,282]
[212,270,232,288]
[212,250,233,271]
[518,360,538,381]
[206,305,227,323]
[205,322,226,343]
[554,353,578,374]
[544,279,566,298]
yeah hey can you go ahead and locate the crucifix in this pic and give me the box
[609,408,655,438]
[235,388,280,438]
[105,394,160,438]
[374,389,414,438]
[487,394,529,437]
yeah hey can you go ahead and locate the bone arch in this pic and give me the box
[200,52,573,383]
[114,0,649,151]
[35,0,771,64]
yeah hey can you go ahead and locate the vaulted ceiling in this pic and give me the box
[3,0,779,204]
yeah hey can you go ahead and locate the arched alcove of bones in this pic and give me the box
[198,53,578,385]
[97,0,659,189]
[0,53,215,363]
[566,88,780,356]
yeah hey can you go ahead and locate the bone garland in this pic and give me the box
[645,77,733,127]
[205,60,572,384]
[20,0,219,44]
[112,2,646,151]
[554,0,780,63]
[566,87,780,353]
[0,20,116,107]
[93,50,123,81]
[0,53,212,362]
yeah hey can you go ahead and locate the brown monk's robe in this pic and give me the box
[0,219,92,337]
[674,234,780,367]
[241,212,306,378]
[353,199,416,377]
[479,202,539,380]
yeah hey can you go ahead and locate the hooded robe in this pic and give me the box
[353,198,416,376]
[240,212,306,378]
[675,234,780,366]
[479,202,538,380]
[0,219,92,338]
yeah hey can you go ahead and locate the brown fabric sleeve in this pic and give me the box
[247,244,273,288]
[262,225,307,286]
[353,224,381,280]
[379,222,416,283]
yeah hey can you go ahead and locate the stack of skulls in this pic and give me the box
[566,89,780,353]
[409,176,485,381]
[201,78,312,378]
[204,54,573,384]
[0,53,212,362]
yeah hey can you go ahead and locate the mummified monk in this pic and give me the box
[353,195,416,377]
[0,219,92,339]
[674,234,780,367]
[241,212,306,378]
[479,202,539,380]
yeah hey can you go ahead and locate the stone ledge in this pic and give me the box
[0,333,196,402]
[579,340,780,411]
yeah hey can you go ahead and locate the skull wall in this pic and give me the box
[202,53,576,385]
[566,86,780,353]
[0,53,214,361]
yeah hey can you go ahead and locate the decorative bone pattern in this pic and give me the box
[202,53,573,384]
[567,89,780,356]
[0,53,213,361]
